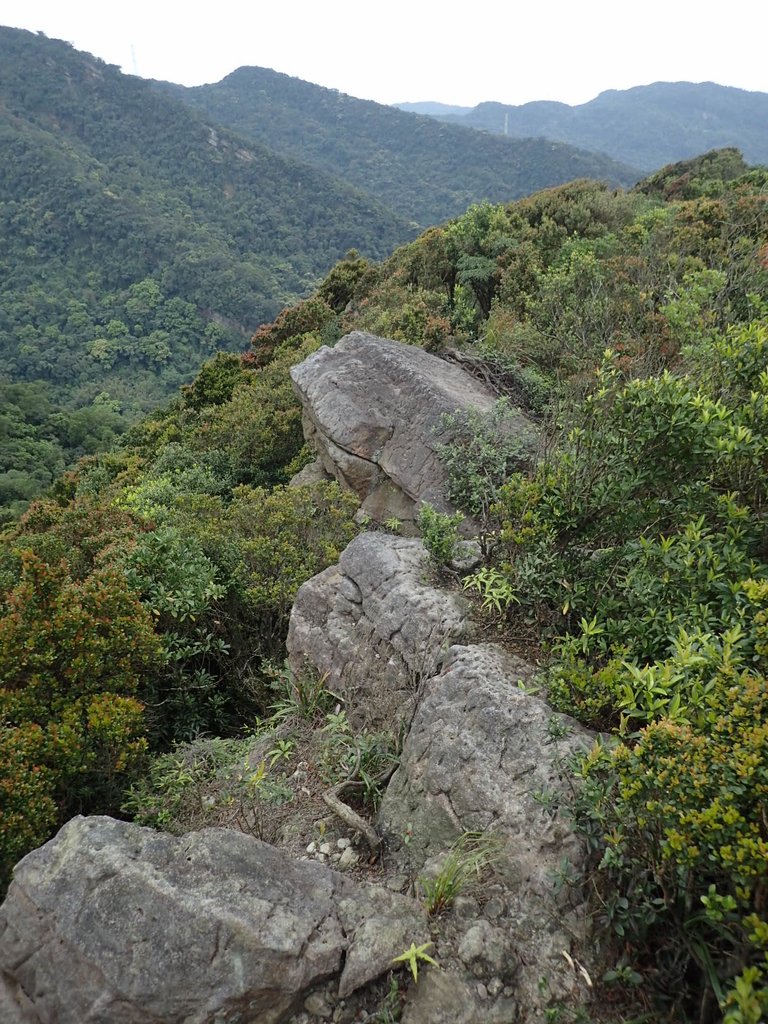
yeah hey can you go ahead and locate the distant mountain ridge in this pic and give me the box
[411,82,768,170]
[162,67,641,228]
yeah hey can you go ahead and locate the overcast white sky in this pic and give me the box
[3,1,767,107]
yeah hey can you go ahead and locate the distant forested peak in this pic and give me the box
[0,25,416,515]
[165,65,641,228]
[410,81,768,171]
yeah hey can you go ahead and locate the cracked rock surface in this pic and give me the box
[287,532,469,731]
[379,644,590,880]
[290,332,538,528]
[0,816,427,1024]
[378,643,595,1013]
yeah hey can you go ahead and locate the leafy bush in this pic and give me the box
[123,735,293,837]
[574,670,768,1020]
[123,526,230,742]
[437,398,537,548]
[493,321,768,648]
[476,317,768,1016]
[0,551,159,887]
[0,552,161,713]
[180,352,251,411]
[416,502,464,566]
[211,481,359,654]
[0,723,57,885]
[462,565,519,616]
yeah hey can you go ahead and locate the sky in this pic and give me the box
[3,1,767,108]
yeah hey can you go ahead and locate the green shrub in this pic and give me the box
[416,502,464,566]
[574,671,768,1019]
[462,565,519,616]
[438,398,536,548]
[123,735,292,836]
[0,550,158,887]
[487,318,768,1018]
[0,723,57,887]
[219,481,359,651]
[123,526,230,742]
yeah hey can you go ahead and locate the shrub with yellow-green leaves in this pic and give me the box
[0,550,160,888]
[0,551,161,710]
[577,670,768,1020]
[214,481,360,655]
[0,722,57,881]
[463,317,768,1019]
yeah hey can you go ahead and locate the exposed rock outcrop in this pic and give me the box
[0,816,428,1024]
[287,527,596,1018]
[378,643,594,1012]
[400,969,518,1024]
[290,331,538,528]
[0,330,590,1024]
[287,531,470,731]
[379,643,588,881]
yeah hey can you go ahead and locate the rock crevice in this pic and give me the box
[290,331,538,528]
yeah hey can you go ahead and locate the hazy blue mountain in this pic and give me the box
[418,82,768,170]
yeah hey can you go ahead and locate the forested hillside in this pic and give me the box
[0,27,412,519]
[162,66,640,228]
[3,147,767,1023]
[0,27,648,522]
[428,81,768,171]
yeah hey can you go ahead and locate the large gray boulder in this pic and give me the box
[287,531,470,731]
[0,816,428,1024]
[379,644,589,879]
[290,332,538,528]
[378,643,595,1014]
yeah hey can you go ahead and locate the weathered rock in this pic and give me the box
[0,816,428,1024]
[0,975,37,1024]
[400,969,518,1024]
[287,532,470,730]
[337,847,359,871]
[379,644,589,877]
[290,332,538,528]
[456,919,510,976]
[303,989,335,1017]
[288,458,333,488]
[378,643,594,1014]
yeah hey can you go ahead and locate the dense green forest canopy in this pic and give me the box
[0,26,647,521]
[159,66,641,228]
[1,134,767,1018]
[0,26,414,519]
[418,81,768,172]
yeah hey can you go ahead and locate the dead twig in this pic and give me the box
[322,786,381,854]
[321,753,397,855]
